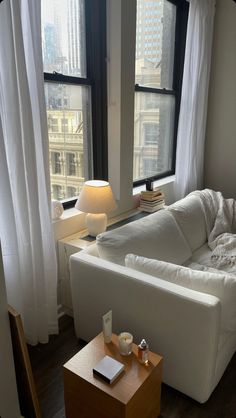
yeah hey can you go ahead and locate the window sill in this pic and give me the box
[53,175,176,241]
[52,207,79,223]
[53,206,142,242]
[52,208,87,242]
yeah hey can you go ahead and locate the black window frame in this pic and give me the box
[133,0,189,188]
[44,0,108,209]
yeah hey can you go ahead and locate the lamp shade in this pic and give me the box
[75,180,117,214]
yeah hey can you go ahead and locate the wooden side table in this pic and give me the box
[63,333,163,418]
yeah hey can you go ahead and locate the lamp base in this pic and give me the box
[86,213,107,237]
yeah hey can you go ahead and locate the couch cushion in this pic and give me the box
[125,254,236,332]
[96,210,192,266]
[189,243,236,275]
[185,243,213,268]
[168,194,207,252]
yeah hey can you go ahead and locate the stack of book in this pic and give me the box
[139,188,165,213]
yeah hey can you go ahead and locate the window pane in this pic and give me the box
[133,92,175,181]
[42,0,86,77]
[135,0,176,89]
[45,83,93,201]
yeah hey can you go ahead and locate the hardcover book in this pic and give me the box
[93,355,125,384]
[140,193,164,202]
[139,201,165,212]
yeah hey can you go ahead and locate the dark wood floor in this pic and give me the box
[28,315,236,418]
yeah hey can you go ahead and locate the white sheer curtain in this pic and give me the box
[174,0,216,200]
[0,0,58,345]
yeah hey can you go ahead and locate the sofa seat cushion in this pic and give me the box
[187,244,236,275]
[190,243,213,267]
[125,254,236,332]
[168,194,207,252]
[96,210,192,266]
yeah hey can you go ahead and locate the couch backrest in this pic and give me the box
[167,194,207,252]
[96,209,192,266]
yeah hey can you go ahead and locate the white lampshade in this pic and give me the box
[75,180,117,237]
[75,180,117,214]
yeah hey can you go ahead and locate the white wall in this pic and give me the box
[205,0,236,198]
[0,245,21,418]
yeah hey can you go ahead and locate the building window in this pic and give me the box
[66,153,77,176]
[61,118,69,133]
[133,0,188,185]
[42,0,107,207]
[51,152,62,175]
[52,185,64,200]
[143,158,158,177]
[48,117,59,133]
[144,123,159,146]
[67,186,77,198]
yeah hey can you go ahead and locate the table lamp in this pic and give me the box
[75,180,117,237]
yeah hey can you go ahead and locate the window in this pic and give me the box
[42,0,107,207]
[67,186,77,198]
[133,0,188,185]
[143,158,158,177]
[144,123,159,146]
[66,153,77,176]
[48,118,59,133]
[51,151,62,174]
[52,185,64,200]
[61,118,69,133]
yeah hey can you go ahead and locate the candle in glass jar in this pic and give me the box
[118,332,133,356]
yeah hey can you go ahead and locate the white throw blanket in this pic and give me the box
[190,189,236,270]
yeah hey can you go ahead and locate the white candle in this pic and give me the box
[118,332,133,356]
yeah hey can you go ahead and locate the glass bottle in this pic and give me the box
[138,339,149,364]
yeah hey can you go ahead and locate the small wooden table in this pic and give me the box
[63,333,163,418]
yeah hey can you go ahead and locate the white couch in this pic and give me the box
[70,191,236,403]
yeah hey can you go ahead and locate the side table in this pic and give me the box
[58,236,94,315]
[63,332,163,418]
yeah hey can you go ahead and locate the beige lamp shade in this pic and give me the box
[75,180,117,214]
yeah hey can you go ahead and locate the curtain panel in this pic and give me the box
[0,0,58,344]
[175,0,216,199]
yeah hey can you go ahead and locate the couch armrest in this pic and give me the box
[70,252,221,403]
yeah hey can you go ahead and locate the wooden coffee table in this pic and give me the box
[63,332,163,418]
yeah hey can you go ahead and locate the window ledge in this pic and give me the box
[52,208,87,241]
[52,207,80,223]
[53,175,176,241]
[53,205,141,242]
